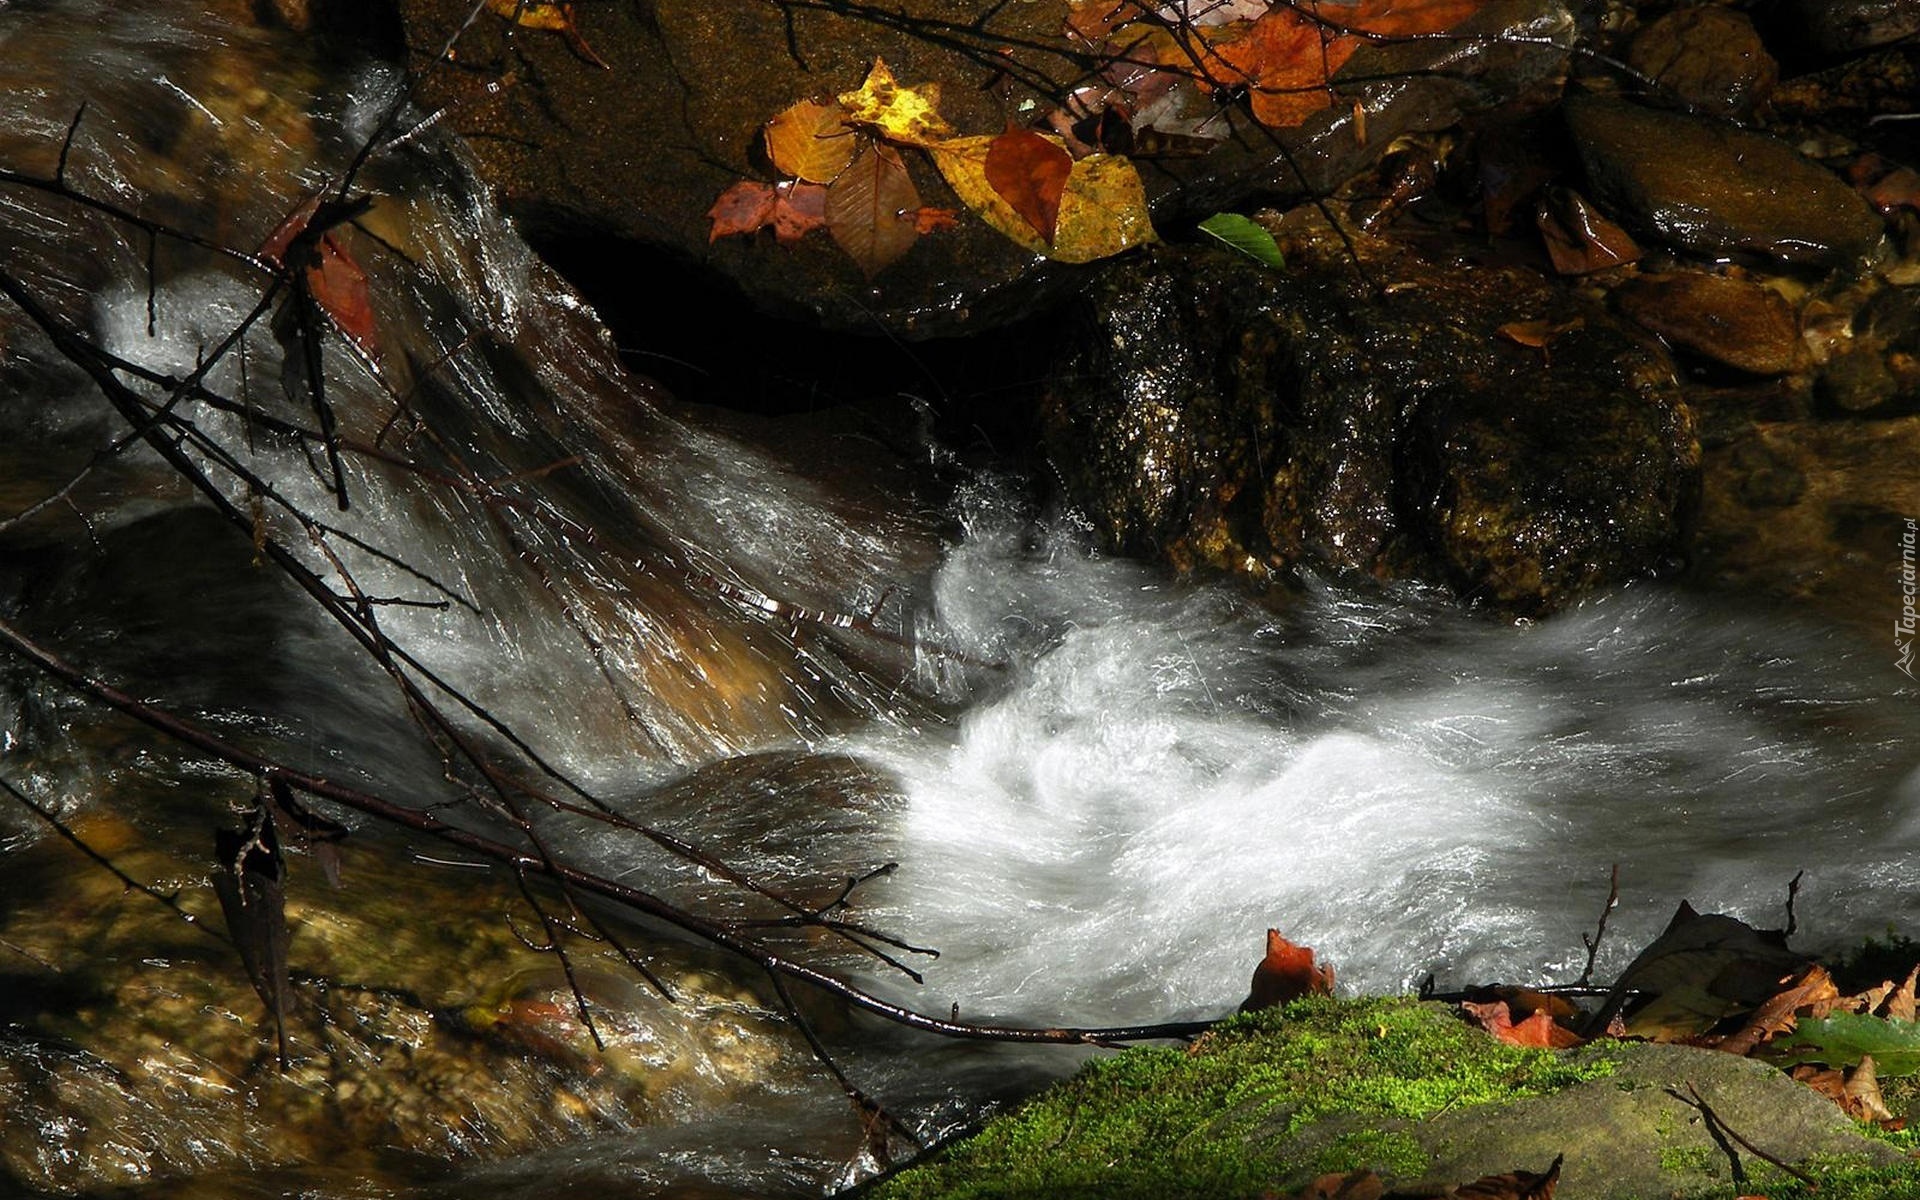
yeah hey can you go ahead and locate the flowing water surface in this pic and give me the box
[0,5,1916,1197]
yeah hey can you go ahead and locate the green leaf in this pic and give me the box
[1198,212,1283,269]
[1773,1011,1920,1076]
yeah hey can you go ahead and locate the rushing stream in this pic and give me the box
[1,4,1917,1197]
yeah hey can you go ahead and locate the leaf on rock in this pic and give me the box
[1198,211,1285,268]
[1052,152,1156,263]
[483,0,608,68]
[708,181,829,246]
[1535,188,1641,275]
[836,58,954,148]
[827,141,922,277]
[931,136,1048,255]
[1597,900,1807,1042]
[1462,1000,1583,1050]
[1446,1154,1563,1200]
[1717,963,1840,1057]
[1196,0,1483,129]
[765,100,857,184]
[985,123,1073,243]
[1774,1010,1920,1077]
[911,206,960,234]
[1243,928,1335,1012]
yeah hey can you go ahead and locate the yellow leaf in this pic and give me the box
[836,58,954,148]
[1053,154,1156,263]
[928,136,1048,255]
[485,0,571,30]
[933,139,1157,262]
[764,100,857,184]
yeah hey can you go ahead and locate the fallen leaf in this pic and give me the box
[837,58,954,148]
[826,140,922,276]
[1198,211,1285,268]
[910,206,960,234]
[765,100,857,184]
[985,123,1073,242]
[1447,1154,1562,1200]
[1717,963,1840,1057]
[1884,965,1918,1022]
[483,0,609,68]
[260,196,379,361]
[1535,187,1640,274]
[707,180,830,245]
[1051,152,1157,262]
[1844,1054,1897,1122]
[1495,318,1583,350]
[1462,1000,1584,1049]
[1774,1010,1920,1076]
[707,181,779,242]
[1243,928,1335,1011]
[1595,901,1807,1042]
[1274,1169,1385,1200]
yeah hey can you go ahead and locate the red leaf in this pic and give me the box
[708,181,779,242]
[259,197,379,360]
[1244,928,1335,1011]
[985,124,1072,243]
[771,181,828,244]
[911,206,960,234]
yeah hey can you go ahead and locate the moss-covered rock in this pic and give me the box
[860,997,1915,1200]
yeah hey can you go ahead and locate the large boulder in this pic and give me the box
[1042,217,1699,615]
[392,0,1575,335]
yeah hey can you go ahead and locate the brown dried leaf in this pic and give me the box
[826,140,922,277]
[1275,1169,1385,1200]
[1243,928,1335,1012]
[1885,965,1919,1022]
[1462,1000,1584,1050]
[1718,963,1841,1058]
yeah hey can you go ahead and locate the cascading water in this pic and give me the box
[0,4,1916,1198]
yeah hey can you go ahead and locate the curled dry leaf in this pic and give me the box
[1461,1000,1584,1050]
[764,100,857,184]
[1243,928,1335,1012]
[483,0,609,69]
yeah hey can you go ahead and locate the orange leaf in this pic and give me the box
[911,206,960,234]
[1209,6,1358,130]
[826,140,922,277]
[1324,0,1486,37]
[764,100,856,184]
[1717,963,1840,1058]
[707,181,778,242]
[1462,1000,1584,1049]
[1244,928,1335,1011]
[985,123,1073,243]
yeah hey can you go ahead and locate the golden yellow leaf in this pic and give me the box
[836,58,954,148]
[764,100,857,184]
[485,0,571,31]
[1051,153,1156,263]
[928,136,1048,255]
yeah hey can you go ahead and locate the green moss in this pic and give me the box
[1706,1154,1920,1200]
[867,997,1613,1200]
[1658,1144,1717,1175]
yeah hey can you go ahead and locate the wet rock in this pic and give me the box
[1626,7,1777,120]
[392,0,1575,335]
[1818,284,1920,413]
[1612,271,1805,375]
[1784,0,1920,57]
[1565,94,1884,269]
[1043,219,1698,615]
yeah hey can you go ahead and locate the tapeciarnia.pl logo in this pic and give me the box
[1899,517,1917,679]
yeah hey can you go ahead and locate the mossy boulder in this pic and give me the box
[861,997,1915,1200]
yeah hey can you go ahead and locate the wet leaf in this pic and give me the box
[1535,187,1641,275]
[1198,211,1284,268]
[985,123,1073,242]
[765,100,856,184]
[1775,1010,1920,1076]
[911,206,960,234]
[260,196,380,361]
[837,58,954,148]
[707,180,829,245]
[1243,928,1335,1012]
[826,141,922,277]
[1051,152,1156,263]
[213,814,292,1069]
[483,0,608,68]
[930,136,1047,255]
[1496,318,1583,351]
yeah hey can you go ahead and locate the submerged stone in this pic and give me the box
[1626,7,1777,121]
[1565,95,1883,269]
[1613,272,1806,376]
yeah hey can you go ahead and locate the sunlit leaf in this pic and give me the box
[826,140,921,277]
[1775,1010,1920,1076]
[764,100,856,184]
[1198,211,1284,268]
[1051,152,1156,263]
[985,124,1073,242]
[1243,928,1335,1011]
[836,58,954,148]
